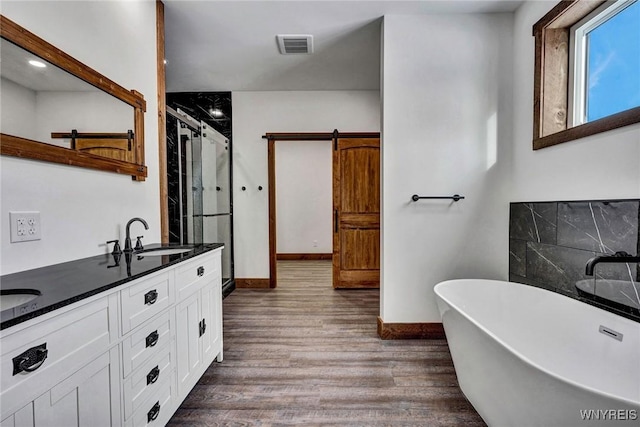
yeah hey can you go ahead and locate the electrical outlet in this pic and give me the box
[10,211,41,243]
[313,240,318,247]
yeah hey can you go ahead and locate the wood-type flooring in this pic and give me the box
[168,260,485,426]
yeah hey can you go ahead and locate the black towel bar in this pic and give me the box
[411,194,465,202]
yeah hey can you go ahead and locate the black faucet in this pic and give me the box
[124,217,149,253]
[585,251,640,276]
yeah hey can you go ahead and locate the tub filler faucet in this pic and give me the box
[585,251,640,276]
[124,217,149,253]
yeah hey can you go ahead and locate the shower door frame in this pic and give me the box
[165,106,235,292]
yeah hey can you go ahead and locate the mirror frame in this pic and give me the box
[0,15,147,180]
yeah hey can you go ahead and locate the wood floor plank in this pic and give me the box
[168,260,485,426]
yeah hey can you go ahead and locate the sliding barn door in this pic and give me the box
[333,137,380,288]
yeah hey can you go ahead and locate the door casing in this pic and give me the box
[265,131,380,288]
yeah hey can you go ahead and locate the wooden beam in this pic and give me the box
[268,138,277,288]
[157,0,169,242]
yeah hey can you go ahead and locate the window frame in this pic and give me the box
[532,0,640,150]
[569,0,636,126]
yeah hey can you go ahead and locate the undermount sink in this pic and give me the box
[136,247,192,256]
[1,289,41,311]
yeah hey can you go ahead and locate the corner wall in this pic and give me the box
[0,1,160,275]
[381,13,514,322]
[231,91,380,278]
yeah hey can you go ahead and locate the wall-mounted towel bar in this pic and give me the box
[411,194,465,202]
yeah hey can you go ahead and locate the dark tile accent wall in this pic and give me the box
[166,116,182,244]
[509,200,640,322]
[166,92,232,139]
[165,92,232,245]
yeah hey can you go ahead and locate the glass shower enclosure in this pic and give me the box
[166,106,234,295]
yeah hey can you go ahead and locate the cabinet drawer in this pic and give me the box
[121,310,175,378]
[121,271,173,334]
[1,297,113,417]
[123,341,175,420]
[126,371,176,427]
[175,253,220,301]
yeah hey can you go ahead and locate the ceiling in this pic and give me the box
[0,39,97,92]
[164,0,523,92]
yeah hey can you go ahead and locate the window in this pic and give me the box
[533,0,640,150]
[570,0,640,125]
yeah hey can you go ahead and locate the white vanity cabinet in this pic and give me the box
[175,255,223,397]
[119,268,178,427]
[0,247,224,427]
[32,346,121,427]
[0,294,120,427]
[1,348,121,427]
[120,248,223,427]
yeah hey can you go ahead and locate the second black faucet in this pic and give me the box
[124,217,149,253]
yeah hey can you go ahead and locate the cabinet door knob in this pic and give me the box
[147,401,161,422]
[145,330,159,348]
[12,343,48,375]
[197,266,205,277]
[144,289,158,305]
[146,365,160,385]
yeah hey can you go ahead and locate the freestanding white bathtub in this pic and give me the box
[435,279,640,427]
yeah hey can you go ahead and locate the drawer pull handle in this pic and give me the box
[147,401,161,423]
[13,343,48,375]
[146,365,160,385]
[197,266,205,276]
[145,330,159,348]
[144,289,158,305]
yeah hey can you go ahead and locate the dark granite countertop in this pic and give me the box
[0,243,223,330]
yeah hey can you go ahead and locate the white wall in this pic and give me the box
[232,90,380,278]
[275,140,332,254]
[381,14,514,322]
[35,91,133,147]
[512,1,640,201]
[0,1,159,275]
[1,77,38,141]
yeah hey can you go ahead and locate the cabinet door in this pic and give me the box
[33,348,120,427]
[200,276,222,364]
[176,292,202,396]
[0,403,34,427]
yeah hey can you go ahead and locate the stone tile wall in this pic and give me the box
[509,200,640,321]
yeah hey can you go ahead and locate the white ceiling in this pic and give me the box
[1,39,98,92]
[164,0,523,92]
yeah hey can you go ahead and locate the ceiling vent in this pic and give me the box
[276,34,313,54]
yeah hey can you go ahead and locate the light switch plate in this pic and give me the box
[9,211,41,242]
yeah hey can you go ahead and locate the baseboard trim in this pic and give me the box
[377,316,446,340]
[276,253,333,260]
[235,278,271,288]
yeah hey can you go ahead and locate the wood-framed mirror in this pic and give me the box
[0,15,147,180]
